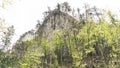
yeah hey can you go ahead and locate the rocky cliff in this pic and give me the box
[37,9,78,41]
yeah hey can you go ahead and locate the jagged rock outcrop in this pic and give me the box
[12,9,79,62]
[37,9,78,41]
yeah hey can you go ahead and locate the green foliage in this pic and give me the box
[0,18,14,68]
[14,13,120,68]
[2,2,120,68]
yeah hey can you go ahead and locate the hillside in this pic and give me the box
[12,7,80,67]
[9,2,120,68]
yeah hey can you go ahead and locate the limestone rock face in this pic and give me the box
[12,9,78,59]
[37,9,78,40]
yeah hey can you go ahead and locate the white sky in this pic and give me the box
[0,0,120,44]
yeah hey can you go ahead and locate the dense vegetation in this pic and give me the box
[1,1,120,68]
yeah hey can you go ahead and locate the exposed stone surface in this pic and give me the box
[37,9,78,40]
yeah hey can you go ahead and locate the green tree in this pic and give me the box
[0,19,14,68]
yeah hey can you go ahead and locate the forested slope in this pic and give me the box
[1,2,120,68]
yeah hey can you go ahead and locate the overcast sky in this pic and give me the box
[0,0,120,44]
